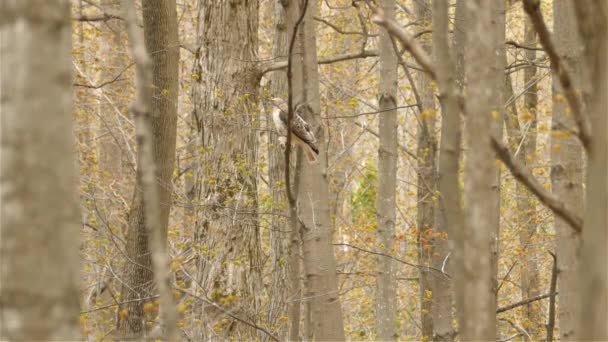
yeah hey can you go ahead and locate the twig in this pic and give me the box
[522,0,591,151]
[334,243,450,279]
[496,292,557,314]
[491,137,583,232]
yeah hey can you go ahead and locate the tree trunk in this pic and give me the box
[375,0,398,340]
[460,1,500,340]
[451,1,469,335]
[431,0,459,340]
[488,0,505,319]
[574,2,607,340]
[296,1,345,340]
[191,0,263,339]
[551,2,583,339]
[267,1,302,339]
[518,16,541,340]
[0,1,81,339]
[116,0,179,338]
[413,1,437,339]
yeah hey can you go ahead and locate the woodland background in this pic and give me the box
[1,0,606,341]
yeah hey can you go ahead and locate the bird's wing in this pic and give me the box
[279,104,319,154]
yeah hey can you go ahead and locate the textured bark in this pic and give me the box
[296,1,345,340]
[0,1,81,339]
[413,2,436,339]
[116,0,179,338]
[122,0,179,338]
[191,0,263,339]
[267,1,302,339]
[574,1,608,340]
[375,0,398,340]
[431,1,458,340]
[517,17,541,340]
[488,0,505,318]
[461,1,499,340]
[551,2,583,339]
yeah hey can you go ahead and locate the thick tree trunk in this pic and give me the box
[413,2,436,339]
[191,0,263,339]
[0,1,81,339]
[460,1,500,340]
[116,0,179,338]
[375,0,398,340]
[431,1,459,340]
[295,1,345,340]
[575,2,607,340]
[551,2,583,339]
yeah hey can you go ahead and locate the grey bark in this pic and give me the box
[116,0,179,338]
[451,1,468,335]
[574,2,608,340]
[0,1,81,339]
[460,1,500,340]
[551,1,583,339]
[191,0,263,338]
[296,0,345,339]
[488,0,505,318]
[431,0,459,340]
[375,0,398,340]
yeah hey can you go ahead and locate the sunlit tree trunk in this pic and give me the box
[375,0,398,339]
[0,1,81,339]
[551,2,583,339]
[116,0,179,338]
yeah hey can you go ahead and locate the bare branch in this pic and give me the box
[261,49,378,75]
[497,292,557,314]
[522,0,592,151]
[491,137,583,232]
[371,10,436,79]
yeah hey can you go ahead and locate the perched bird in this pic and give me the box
[269,97,319,163]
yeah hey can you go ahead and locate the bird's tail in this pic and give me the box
[304,145,318,164]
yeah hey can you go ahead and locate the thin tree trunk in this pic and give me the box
[518,16,541,341]
[461,1,499,340]
[192,0,263,339]
[116,0,179,338]
[451,1,469,334]
[574,2,607,340]
[488,0,505,318]
[431,1,459,340]
[375,0,398,340]
[413,1,436,339]
[296,0,345,339]
[267,1,301,339]
[0,1,81,339]
[551,2,583,339]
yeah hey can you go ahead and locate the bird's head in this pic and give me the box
[267,97,287,112]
